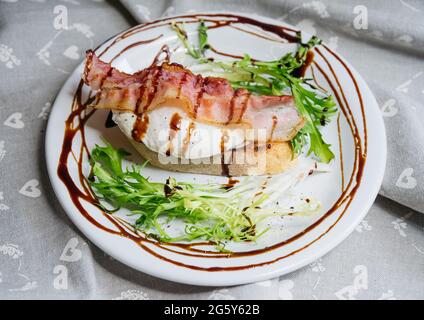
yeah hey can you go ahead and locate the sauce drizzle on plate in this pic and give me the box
[56,13,367,271]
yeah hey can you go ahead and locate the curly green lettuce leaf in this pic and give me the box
[88,142,319,249]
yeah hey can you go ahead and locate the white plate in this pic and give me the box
[46,12,386,286]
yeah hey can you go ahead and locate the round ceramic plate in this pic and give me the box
[46,13,386,286]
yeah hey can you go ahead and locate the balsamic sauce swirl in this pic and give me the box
[57,14,367,271]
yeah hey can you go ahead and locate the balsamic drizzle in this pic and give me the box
[132,114,149,142]
[57,13,367,271]
[166,113,182,157]
[220,131,230,177]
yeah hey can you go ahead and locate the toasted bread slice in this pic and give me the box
[127,138,295,176]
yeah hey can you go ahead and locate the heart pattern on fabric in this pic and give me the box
[396,168,417,189]
[380,99,398,117]
[63,45,80,60]
[4,112,24,129]
[335,265,368,300]
[19,179,41,198]
[60,237,82,262]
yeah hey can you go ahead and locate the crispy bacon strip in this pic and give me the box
[83,50,304,141]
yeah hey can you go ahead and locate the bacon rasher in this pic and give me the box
[82,50,304,141]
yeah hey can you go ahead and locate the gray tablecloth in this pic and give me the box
[0,0,423,299]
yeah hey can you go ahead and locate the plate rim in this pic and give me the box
[45,11,387,286]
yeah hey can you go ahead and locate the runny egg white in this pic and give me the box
[112,107,248,159]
